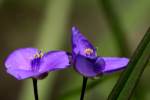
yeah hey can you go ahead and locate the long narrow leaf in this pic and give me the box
[108,27,150,100]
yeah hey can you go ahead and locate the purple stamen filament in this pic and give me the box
[31,52,43,72]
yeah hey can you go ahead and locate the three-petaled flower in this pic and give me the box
[5,48,70,80]
[71,26,129,77]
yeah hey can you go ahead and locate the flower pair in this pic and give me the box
[5,26,129,80]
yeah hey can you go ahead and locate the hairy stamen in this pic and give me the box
[32,51,43,71]
[84,48,93,55]
[34,52,43,59]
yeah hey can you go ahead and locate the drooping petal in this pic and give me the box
[5,48,39,70]
[7,68,40,80]
[74,55,105,77]
[72,26,96,58]
[102,57,129,73]
[39,51,71,73]
[95,57,105,72]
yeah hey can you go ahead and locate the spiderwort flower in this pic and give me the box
[71,26,129,77]
[5,48,70,80]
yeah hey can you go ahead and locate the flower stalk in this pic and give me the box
[32,79,39,100]
[80,77,88,100]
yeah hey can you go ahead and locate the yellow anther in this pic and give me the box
[84,48,93,55]
[34,52,43,58]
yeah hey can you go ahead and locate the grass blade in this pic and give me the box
[108,27,150,100]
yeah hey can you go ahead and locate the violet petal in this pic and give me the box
[5,48,39,70]
[95,57,105,72]
[7,68,40,80]
[102,57,129,73]
[75,55,104,77]
[39,51,71,73]
[72,26,97,58]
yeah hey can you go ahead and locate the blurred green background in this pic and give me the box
[0,0,149,100]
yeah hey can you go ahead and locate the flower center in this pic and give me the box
[84,48,93,55]
[34,52,43,59]
[31,51,43,71]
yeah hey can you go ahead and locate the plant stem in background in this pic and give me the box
[98,0,129,56]
[61,77,107,99]
[80,77,88,100]
[19,0,72,100]
[32,79,39,100]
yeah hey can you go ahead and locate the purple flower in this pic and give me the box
[71,26,129,77]
[5,48,70,80]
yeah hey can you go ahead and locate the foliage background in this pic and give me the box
[0,0,149,100]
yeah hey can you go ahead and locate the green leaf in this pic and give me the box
[108,27,150,100]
